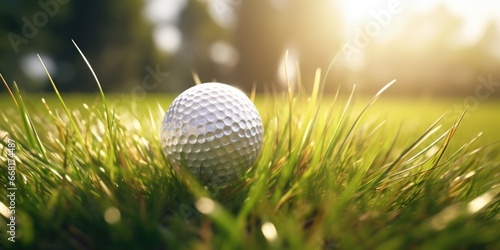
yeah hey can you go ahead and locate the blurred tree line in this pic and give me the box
[1,0,499,96]
[1,0,158,92]
[351,5,500,97]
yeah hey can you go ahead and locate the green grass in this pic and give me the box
[1,69,499,249]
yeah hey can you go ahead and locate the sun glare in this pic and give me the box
[336,0,500,44]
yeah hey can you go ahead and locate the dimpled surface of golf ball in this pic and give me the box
[161,82,263,185]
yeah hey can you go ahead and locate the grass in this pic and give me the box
[1,64,499,249]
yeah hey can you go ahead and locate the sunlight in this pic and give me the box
[336,0,500,44]
[104,207,121,224]
[0,202,9,218]
[468,191,494,214]
[261,222,278,241]
[196,197,216,214]
[153,25,182,53]
[277,48,298,90]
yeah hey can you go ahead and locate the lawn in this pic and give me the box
[0,77,499,249]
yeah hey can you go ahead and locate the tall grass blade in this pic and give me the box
[38,54,85,146]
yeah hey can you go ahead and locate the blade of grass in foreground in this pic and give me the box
[1,50,499,249]
[72,40,122,171]
[274,69,325,208]
[334,79,396,160]
[38,55,85,146]
[2,78,47,159]
[358,113,447,192]
[319,80,397,230]
[72,40,109,113]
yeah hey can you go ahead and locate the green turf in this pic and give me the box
[0,71,499,249]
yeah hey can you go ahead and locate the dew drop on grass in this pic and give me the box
[196,197,215,214]
[104,207,121,224]
[468,191,494,214]
[261,222,278,241]
[0,202,10,218]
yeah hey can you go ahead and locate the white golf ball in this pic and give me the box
[161,82,263,184]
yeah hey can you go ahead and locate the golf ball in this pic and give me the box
[161,82,263,184]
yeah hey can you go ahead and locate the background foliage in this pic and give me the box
[1,0,499,94]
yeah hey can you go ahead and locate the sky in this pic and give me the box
[144,0,187,53]
[145,0,500,53]
[339,0,500,44]
[19,0,500,87]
